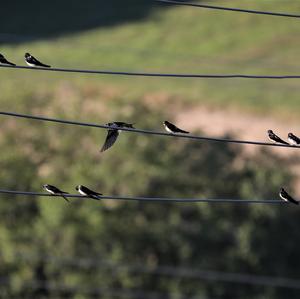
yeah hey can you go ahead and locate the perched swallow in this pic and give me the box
[279,188,299,205]
[100,122,135,152]
[76,185,102,200]
[43,184,69,202]
[25,53,50,68]
[107,122,135,128]
[0,53,15,66]
[288,133,300,146]
[267,130,288,145]
[163,121,189,134]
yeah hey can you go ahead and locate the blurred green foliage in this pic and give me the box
[0,103,299,299]
[1,0,300,117]
[1,1,300,298]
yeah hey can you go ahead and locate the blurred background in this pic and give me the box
[1,0,300,298]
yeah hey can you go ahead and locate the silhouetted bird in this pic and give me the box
[25,53,50,67]
[288,133,300,146]
[0,53,15,66]
[100,122,135,152]
[279,188,298,205]
[76,185,102,200]
[163,121,189,134]
[43,184,69,202]
[267,130,288,145]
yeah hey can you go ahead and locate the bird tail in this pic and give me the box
[179,129,189,134]
[61,193,70,203]
[7,61,16,66]
[100,145,107,152]
[40,63,51,68]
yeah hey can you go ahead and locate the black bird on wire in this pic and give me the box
[43,184,69,202]
[76,185,102,200]
[163,121,189,134]
[279,188,299,205]
[100,122,135,152]
[267,130,288,145]
[288,132,300,146]
[25,53,51,68]
[0,53,15,66]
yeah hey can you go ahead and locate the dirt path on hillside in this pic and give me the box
[176,106,300,155]
[175,106,300,194]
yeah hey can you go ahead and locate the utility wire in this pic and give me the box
[0,111,299,149]
[17,254,300,290]
[155,0,300,19]
[1,64,300,79]
[7,280,207,299]
[0,189,284,204]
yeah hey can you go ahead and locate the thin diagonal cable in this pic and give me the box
[0,111,298,149]
[18,254,300,290]
[155,0,300,19]
[1,64,300,79]
[0,279,207,299]
[0,189,285,204]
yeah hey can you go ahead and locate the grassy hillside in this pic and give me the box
[2,2,300,298]
[0,0,300,118]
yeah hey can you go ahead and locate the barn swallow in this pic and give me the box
[43,184,69,202]
[76,185,102,200]
[279,188,299,205]
[25,53,50,68]
[163,121,189,134]
[267,130,288,145]
[0,53,15,66]
[288,133,300,146]
[100,122,135,152]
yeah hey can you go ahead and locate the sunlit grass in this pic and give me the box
[0,0,300,118]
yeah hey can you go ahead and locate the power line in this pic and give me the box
[0,111,299,149]
[17,254,300,290]
[0,279,207,299]
[1,64,300,79]
[0,189,285,204]
[155,0,300,19]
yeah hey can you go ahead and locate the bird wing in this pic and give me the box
[53,187,69,196]
[89,189,103,196]
[293,134,300,144]
[82,186,102,197]
[100,129,119,152]
[30,55,40,64]
[89,192,102,200]
[0,57,15,66]
[114,122,135,128]
[286,193,299,205]
[170,122,189,134]
[272,134,288,145]
[6,60,15,66]
[31,56,50,67]
[48,185,61,193]
[48,185,69,202]
[175,127,189,134]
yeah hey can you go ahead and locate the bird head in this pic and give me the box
[163,121,168,126]
[267,130,273,134]
[43,184,49,189]
[75,185,80,191]
[0,54,4,58]
[288,133,293,138]
[24,53,30,58]
[280,187,285,193]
